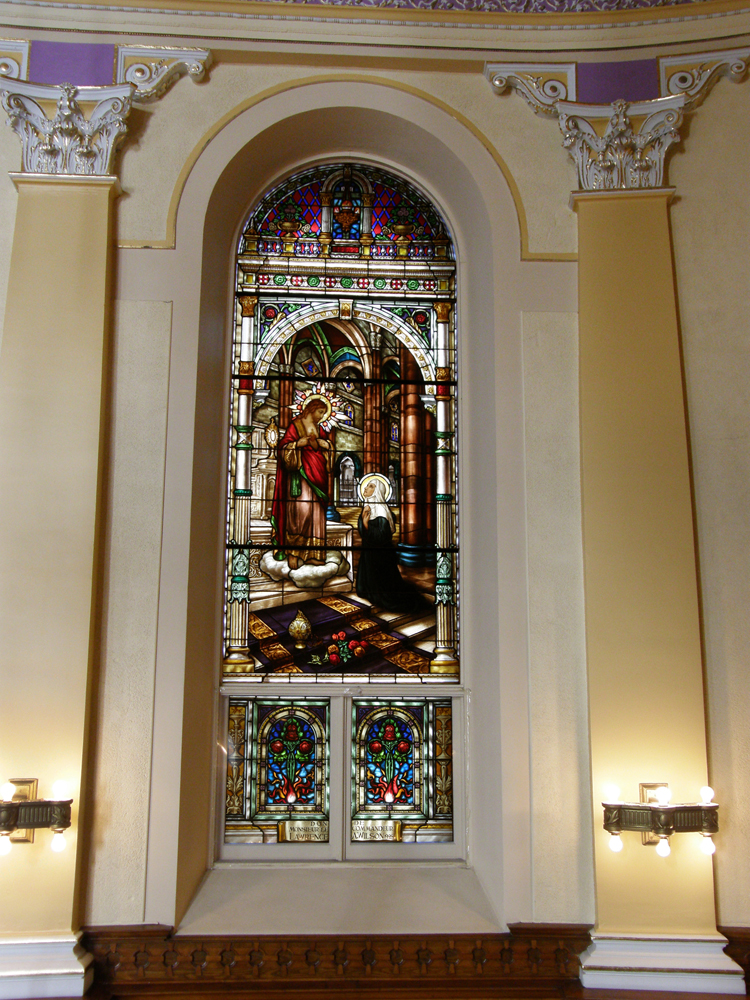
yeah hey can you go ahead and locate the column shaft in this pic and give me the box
[575,189,715,935]
[0,174,118,935]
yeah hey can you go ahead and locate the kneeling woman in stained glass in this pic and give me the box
[356,473,424,613]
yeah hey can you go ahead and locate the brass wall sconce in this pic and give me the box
[0,779,72,855]
[603,785,718,858]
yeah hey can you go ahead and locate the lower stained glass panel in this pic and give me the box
[226,698,330,844]
[351,698,452,843]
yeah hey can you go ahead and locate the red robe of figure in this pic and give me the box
[270,398,331,569]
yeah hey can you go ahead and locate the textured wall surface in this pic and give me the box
[84,300,172,925]
[0,138,19,355]
[522,311,594,924]
[116,60,576,257]
[670,78,750,927]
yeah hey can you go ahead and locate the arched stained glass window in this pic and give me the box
[221,162,459,855]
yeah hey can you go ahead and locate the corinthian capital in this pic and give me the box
[557,97,685,191]
[1,82,132,176]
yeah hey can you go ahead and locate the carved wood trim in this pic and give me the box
[82,923,592,997]
[718,926,750,988]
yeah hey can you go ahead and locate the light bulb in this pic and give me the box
[654,786,672,806]
[0,836,11,856]
[700,786,715,804]
[603,783,621,803]
[51,780,70,801]
[608,834,624,853]
[51,832,66,853]
[655,837,671,857]
[700,836,716,856]
[1,782,15,802]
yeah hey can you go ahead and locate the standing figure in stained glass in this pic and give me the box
[356,473,424,613]
[271,395,332,569]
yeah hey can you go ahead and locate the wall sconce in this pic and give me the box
[603,785,718,858]
[0,779,72,854]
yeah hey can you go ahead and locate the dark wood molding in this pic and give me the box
[82,923,592,998]
[718,926,750,988]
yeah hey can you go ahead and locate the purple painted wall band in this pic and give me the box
[29,41,115,88]
[577,59,659,104]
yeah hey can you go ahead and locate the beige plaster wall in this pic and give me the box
[0,133,19,355]
[117,58,576,258]
[522,311,594,924]
[670,77,750,928]
[84,300,172,925]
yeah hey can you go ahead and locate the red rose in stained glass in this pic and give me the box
[414,312,427,324]
[270,739,284,753]
[397,740,410,754]
[298,740,312,754]
[383,723,396,741]
[286,723,299,740]
[369,740,383,753]
[264,306,277,319]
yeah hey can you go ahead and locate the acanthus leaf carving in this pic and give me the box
[1,81,132,176]
[557,97,685,191]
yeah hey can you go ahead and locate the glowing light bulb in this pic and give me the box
[51,832,66,853]
[608,834,624,853]
[654,786,672,806]
[0,837,11,856]
[51,780,70,801]
[700,836,716,856]
[603,784,621,803]
[1,782,15,802]
[655,837,671,857]
[700,786,715,804]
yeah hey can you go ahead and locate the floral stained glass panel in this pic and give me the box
[225,698,330,844]
[351,698,452,843]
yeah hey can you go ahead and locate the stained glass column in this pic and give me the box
[363,329,383,474]
[431,301,458,672]
[225,294,257,664]
[398,346,426,566]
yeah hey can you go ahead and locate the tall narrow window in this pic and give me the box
[221,163,459,855]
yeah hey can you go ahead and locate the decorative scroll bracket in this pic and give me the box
[659,48,750,110]
[484,62,576,115]
[115,45,212,103]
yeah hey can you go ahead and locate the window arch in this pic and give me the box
[221,162,459,855]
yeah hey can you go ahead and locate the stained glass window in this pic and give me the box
[352,699,453,843]
[226,699,329,844]
[222,163,460,856]
[224,163,458,684]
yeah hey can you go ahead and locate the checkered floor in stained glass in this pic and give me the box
[246,596,433,675]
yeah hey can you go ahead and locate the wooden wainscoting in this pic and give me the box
[82,923,592,1000]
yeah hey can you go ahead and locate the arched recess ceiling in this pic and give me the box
[136,79,580,934]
